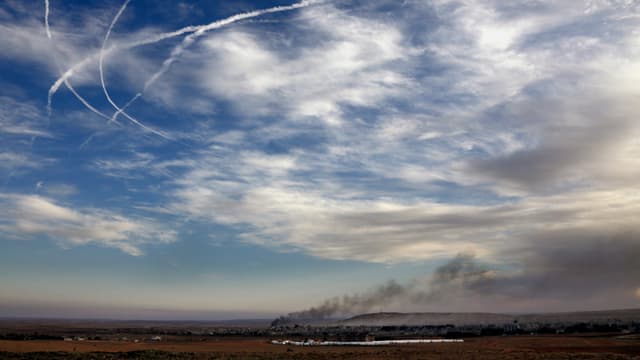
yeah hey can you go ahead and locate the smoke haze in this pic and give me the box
[282,232,640,321]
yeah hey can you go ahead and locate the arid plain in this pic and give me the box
[1,335,639,359]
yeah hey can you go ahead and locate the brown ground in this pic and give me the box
[0,335,639,359]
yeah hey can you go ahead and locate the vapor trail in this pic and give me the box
[112,0,314,123]
[64,81,112,121]
[109,94,140,124]
[44,0,51,39]
[78,133,94,149]
[49,0,318,119]
[44,0,112,121]
[97,0,170,139]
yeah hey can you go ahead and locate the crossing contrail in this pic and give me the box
[98,0,131,117]
[98,0,171,139]
[44,0,113,121]
[109,93,140,124]
[49,0,318,124]
[63,80,113,121]
[111,1,316,123]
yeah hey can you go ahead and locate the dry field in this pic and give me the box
[0,335,639,359]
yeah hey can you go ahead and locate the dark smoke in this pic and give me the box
[273,232,640,325]
[413,252,495,302]
[282,280,407,321]
[273,253,491,325]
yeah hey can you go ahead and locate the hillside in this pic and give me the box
[339,309,640,327]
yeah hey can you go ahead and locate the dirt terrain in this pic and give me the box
[0,335,639,359]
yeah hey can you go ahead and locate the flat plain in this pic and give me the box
[1,335,639,359]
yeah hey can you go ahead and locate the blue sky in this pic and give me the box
[1,0,640,319]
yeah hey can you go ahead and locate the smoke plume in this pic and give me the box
[275,233,640,325]
[286,280,407,321]
[275,253,490,324]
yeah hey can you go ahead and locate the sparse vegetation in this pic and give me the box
[0,313,639,359]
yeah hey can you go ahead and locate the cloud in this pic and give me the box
[46,0,315,126]
[57,0,639,271]
[0,96,52,139]
[188,3,410,125]
[4,0,640,278]
[36,182,77,197]
[111,0,316,126]
[92,151,189,180]
[0,96,56,177]
[170,154,640,263]
[465,81,640,194]
[0,194,176,256]
[0,2,117,90]
[140,1,640,267]
[0,152,51,171]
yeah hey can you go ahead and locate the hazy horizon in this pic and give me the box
[2,305,639,322]
[1,0,639,319]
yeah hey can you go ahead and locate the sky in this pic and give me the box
[1,0,639,320]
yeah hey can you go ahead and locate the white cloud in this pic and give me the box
[156,0,640,264]
[4,0,640,268]
[189,4,410,126]
[170,148,640,263]
[0,152,47,171]
[0,96,52,139]
[0,96,57,178]
[0,194,176,256]
[37,183,77,197]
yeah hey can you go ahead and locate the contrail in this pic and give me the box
[44,0,51,39]
[46,76,114,122]
[44,0,112,121]
[49,0,318,122]
[107,27,197,124]
[98,0,171,139]
[64,80,113,121]
[111,1,314,123]
[78,133,96,150]
[109,93,140,124]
